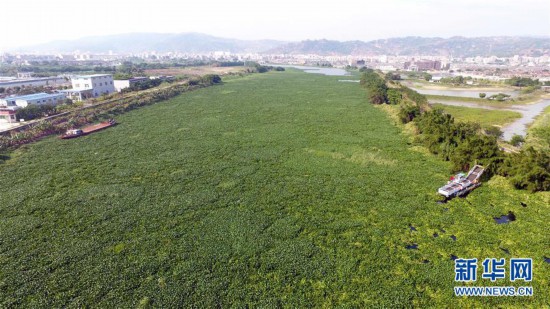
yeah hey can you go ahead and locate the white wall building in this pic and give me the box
[70,74,115,97]
[0,92,66,108]
[113,77,149,92]
[0,109,17,124]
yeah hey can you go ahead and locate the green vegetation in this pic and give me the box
[430,103,522,128]
[500,147,550,191]
[413,109,503,173]
[0,71,548,307]
[505,76,541,88]
[122,78,164,92]
[406,71,432,82]
[15,104,57,121]
[426,94,532,105]
[440,76,467,85]
[487,93,511,101]
[524,105,550,153]
[360,69,388,104]
[0,60,212,78]
[0,76,225,152]
[384,72,401,81]
[245,62,285,74]
[510,134,525,147]
[371,78,548,191]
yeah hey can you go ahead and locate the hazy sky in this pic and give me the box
[2,0,549,51]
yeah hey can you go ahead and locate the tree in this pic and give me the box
[399,105,420,123]
[385,72,401,81]
[487,93,511,101]
[510,134,525,147]
[499,147,550,192]
[479,92,486,98]
[423,73,432,81]
[201,74,222,85]
[16,104,56,121]
[386,89,402,105]
[0,87,5,94]
[505,76,540,87]
[484,126,503,139]
[113,73,133,80]
[450,135,501,173]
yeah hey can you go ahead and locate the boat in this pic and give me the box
[61,119,116,139]
[438,165,484,198]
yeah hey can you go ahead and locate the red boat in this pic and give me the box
[61,119,116,139]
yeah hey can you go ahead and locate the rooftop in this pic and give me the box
[4,92,64,101]
[72,74,113,79]
[0,76,66,85]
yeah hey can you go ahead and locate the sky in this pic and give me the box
[2,0,549,51]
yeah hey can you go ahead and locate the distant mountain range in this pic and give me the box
[267,36,550,57]
[12,33,550,57]
[13,33,286,54]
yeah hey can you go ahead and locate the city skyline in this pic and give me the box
[2,0,549,52]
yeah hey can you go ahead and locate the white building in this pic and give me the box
[113,77,149,92]
[0,109,17,124]
[70,74,115,98]
[0,76,69,90]
[0,92,66,108]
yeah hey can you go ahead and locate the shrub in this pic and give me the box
[16,104,56,121]
[510,134,525,147]
[360,71,388,104]
[398,105,420,123]
[499,147,550,192]
[484,126,503,139]
[386,89,402,105]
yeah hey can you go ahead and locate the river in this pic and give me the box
[275,65,351,76]
[414,88,518,98]
[401,81,519,98]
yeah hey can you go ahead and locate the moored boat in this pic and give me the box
[60,119,116,139]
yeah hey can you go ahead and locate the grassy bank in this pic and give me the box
[431,103,522,128]
[401,79,509,90]
[525,105,550,151]
[427,94,543,106]
[0,70,548,307]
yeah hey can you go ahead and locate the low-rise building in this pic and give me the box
[0,109,17,123]
[70,74,115,98]
[0,76,69,90]
[59,89,94,102]
[0,92,66,108]
[113,77,149,92]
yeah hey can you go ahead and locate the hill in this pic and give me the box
[267,36,550,57]
[13,32,286,54]
[12,34,550,57]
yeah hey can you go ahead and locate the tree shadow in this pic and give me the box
[0,154,10,164]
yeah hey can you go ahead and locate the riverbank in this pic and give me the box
[400,80,513,92]
[429,98,550,141]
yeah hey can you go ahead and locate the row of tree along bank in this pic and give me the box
[360,69,549,192]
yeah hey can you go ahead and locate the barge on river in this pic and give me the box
[438,165,484,198]
[61,119,116,139]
